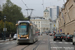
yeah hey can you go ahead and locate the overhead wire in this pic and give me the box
[42,0,44,10]
[21,0,29,9]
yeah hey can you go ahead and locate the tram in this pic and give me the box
[16,20,38,44]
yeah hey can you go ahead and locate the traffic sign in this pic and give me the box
[54,24,55,27]
[3,28,7,31]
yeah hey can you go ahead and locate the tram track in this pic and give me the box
[33,41,41,50]
[21,45,29,50]
[32,36,44,50]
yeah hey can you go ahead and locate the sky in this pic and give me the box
[0,0,66,17]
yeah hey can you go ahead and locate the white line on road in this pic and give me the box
[58,42,62,43]
[0,43,3,44]
[51,47,74,49]
[50,42,57,43]
[50,41,73,44]
[5,42,9,44]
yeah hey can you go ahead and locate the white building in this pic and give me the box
[30,8,50,35]
[30,17,50,35]
[43,8,50,20]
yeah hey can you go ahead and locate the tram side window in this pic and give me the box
[31,26,33,35]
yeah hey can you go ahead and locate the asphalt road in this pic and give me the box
[0,34,75,50]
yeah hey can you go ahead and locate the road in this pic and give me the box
[0,34,75,50]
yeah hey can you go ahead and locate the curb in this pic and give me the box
[0,39,13,43]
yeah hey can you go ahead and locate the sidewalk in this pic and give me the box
[0,39,13,43]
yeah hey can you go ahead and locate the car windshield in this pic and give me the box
[67,35,73,37]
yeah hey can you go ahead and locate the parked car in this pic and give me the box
[73,35,75,45]
[65,35,73,42]
[53,34,63,41]
[13,34,17,40]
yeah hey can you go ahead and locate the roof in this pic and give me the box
[44,9,49,12]
[31,17,45,19]
[17,20,30,24]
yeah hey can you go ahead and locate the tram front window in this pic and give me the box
[18,25,28,35]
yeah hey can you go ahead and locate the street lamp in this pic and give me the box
[3,16,6,40]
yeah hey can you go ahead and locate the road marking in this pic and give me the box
[5,42,9,44]
[50,42,56,43]
[51,47,62,48]
[50,42,73,44]
[51,47,74,49]
[58,42,62,43]
[64,42,69,44]
[0,43,3,44]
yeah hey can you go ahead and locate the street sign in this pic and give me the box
[54,24,55,27]
[60,29,62,32]
[3,28,7,31]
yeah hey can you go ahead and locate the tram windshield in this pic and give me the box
[18,25,28,35]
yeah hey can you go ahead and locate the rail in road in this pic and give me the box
[0,34,75,50]
[0,35,49,50]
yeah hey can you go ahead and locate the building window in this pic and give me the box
[39,22,40,23]
[46,28,48,30]
[45,13,46,14]
[74,0,75,2]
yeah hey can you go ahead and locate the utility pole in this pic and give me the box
[3,16,7,40]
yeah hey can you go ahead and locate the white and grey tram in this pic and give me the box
[16,20,38,44]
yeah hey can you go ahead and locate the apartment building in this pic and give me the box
[58,0,75,35]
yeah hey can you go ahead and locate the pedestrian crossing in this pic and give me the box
[0,41,17,44]
[51,47,74,50]
[50,41,73,44]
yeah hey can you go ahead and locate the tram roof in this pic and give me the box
[17,20,36,26]
[17,20,31,24]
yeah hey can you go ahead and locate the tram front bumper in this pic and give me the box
[17,38,33,43]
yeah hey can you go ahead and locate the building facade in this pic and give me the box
[58,0,75,35]
[30,8,50,34]
[30,17,50,35]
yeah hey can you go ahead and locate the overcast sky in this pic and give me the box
[0,0,66,17]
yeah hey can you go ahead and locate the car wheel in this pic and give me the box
[71,39,73,42]
[73,42,74,45]
[60,40,62,41]
[53,39,56,41]
[17,42,20,45]
[66,39,68,42]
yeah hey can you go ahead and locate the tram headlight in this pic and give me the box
[26,37,29,39]
[18,37,20,39]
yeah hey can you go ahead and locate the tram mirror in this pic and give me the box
[16,24,18,26]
